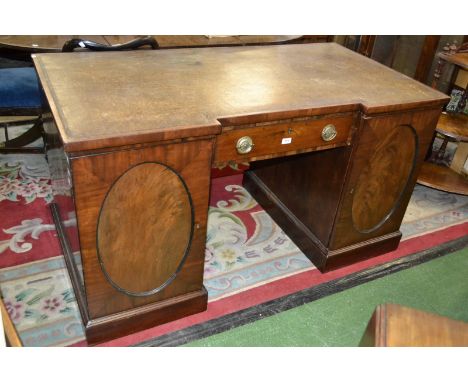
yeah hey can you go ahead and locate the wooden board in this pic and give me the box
[360,303,468,346]
[33,43,449,153]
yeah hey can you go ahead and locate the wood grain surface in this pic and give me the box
[351,124,417,233]
[33,43,448,152]
[214,114,353,165]
[70,138,214,318]
[247,145,354,246]
[97,162,193,296]
[330,108,442,250]
[360,303,468,347]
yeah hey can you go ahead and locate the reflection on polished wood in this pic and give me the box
[418,162,468,195]
[360,303,468,347]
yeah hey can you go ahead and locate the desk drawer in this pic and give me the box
[214,114,355,164]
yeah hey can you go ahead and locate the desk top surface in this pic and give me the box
[33,43,448,152]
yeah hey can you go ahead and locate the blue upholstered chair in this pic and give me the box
[0,36,158,153]
[0,67,44,112]
[0,67,45,153]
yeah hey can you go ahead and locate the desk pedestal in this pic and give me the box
[245,108,441,271]
[45,117,213,344]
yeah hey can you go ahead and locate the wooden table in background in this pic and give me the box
[0,35,110,52]
[0,35,329,53]
[108,35,332,48]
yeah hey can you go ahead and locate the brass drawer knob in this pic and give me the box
[321,124,337,142]
[236,136,254,154]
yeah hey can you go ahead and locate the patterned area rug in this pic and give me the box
[0,153,467,346]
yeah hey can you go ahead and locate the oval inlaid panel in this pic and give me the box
[97,162,193,296]
[352,125,417,233]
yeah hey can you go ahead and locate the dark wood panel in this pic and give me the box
[248,146,354,245]
[70,138,214,318]
[97,163,193,296]
[351,124,417,233]
[331,108,443,250]
[414,36,441,83]
[357,35,376,57]
[244,170,329,270]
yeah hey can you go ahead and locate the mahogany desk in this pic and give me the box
[32,43,449,344]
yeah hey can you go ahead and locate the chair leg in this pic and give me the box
[0,117,44,153]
